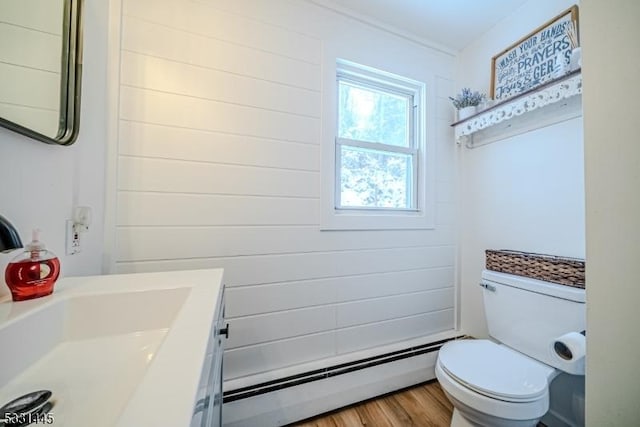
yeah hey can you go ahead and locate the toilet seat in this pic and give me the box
[435,340,555,423]
[438,340,555,402]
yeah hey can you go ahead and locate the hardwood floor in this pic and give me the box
[291,380,454,427]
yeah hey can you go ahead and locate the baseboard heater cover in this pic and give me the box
[223,335,463,403]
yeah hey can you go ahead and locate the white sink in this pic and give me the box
[0,269,224,427]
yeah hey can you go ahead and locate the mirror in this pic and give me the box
[0,0,83,145]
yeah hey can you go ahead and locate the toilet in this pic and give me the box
[436,270,585,427]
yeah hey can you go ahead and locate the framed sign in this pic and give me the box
[491,6,579,101]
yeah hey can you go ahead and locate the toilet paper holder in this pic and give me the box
[554,330,586,361]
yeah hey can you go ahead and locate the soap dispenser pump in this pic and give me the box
[5,230,60,301]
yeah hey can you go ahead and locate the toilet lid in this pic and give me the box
[438,340,555,402]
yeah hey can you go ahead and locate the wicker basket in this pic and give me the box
[485,250,585,288]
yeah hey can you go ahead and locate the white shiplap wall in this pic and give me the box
[113,0,457,384]
[0,0,63,136]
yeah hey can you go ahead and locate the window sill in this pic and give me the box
[320,208,435,231]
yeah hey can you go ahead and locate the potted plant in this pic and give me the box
[566,21,581,71]
[449,88,486,120]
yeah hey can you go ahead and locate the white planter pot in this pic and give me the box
[458,106,477,120]
[570,47,582,71]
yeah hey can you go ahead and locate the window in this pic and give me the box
[337,77,417,210]
[321,60,433,230]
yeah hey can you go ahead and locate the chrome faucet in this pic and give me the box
[0,215,23,253]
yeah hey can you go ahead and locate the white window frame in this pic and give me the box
[321,59,435,231]
[335,72,419,211]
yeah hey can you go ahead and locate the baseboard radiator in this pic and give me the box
[222,336,462,426]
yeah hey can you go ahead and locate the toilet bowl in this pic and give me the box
[436,339,557,427]
[435,270,586,427]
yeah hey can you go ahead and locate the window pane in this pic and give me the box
[338,81,410,147]
[340,145,413,209]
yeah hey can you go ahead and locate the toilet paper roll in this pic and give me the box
[553,332,586,361]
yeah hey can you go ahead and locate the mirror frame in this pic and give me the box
[0,0,83,146]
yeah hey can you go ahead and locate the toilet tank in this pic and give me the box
[481,270,585,374]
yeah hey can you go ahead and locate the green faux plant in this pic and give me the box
[449,88,486,109]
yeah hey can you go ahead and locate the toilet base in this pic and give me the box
[449,406,539,427]
[451,408,478,427]
[442,387,540,427]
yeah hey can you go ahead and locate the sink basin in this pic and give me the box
[0,269,224,427]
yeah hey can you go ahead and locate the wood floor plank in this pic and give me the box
[379,394,416,426]
[355,400,395,427]
[391,391,437,426]
[409,386,454,425]
[291,381,453,427]
[331,409,364,427]
[424,382,454,412]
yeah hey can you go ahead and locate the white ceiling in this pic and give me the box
[315,0,530,51]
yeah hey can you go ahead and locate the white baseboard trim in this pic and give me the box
[224,330,460,392]
[222,351,438,427]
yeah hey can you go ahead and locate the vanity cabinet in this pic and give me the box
[191,285,228,427]
[0,269,225,426]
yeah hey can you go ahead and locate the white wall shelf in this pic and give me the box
[452,70,582,147]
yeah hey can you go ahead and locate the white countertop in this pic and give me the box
[0,268,224,427]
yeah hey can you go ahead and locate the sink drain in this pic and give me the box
[0,391,53,426]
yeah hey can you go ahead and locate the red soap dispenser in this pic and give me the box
[5,230,60,301]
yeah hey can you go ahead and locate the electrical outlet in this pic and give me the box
[66,220,81,255]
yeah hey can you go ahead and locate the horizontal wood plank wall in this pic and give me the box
[115,0,457,383]
[0,0,63,136]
